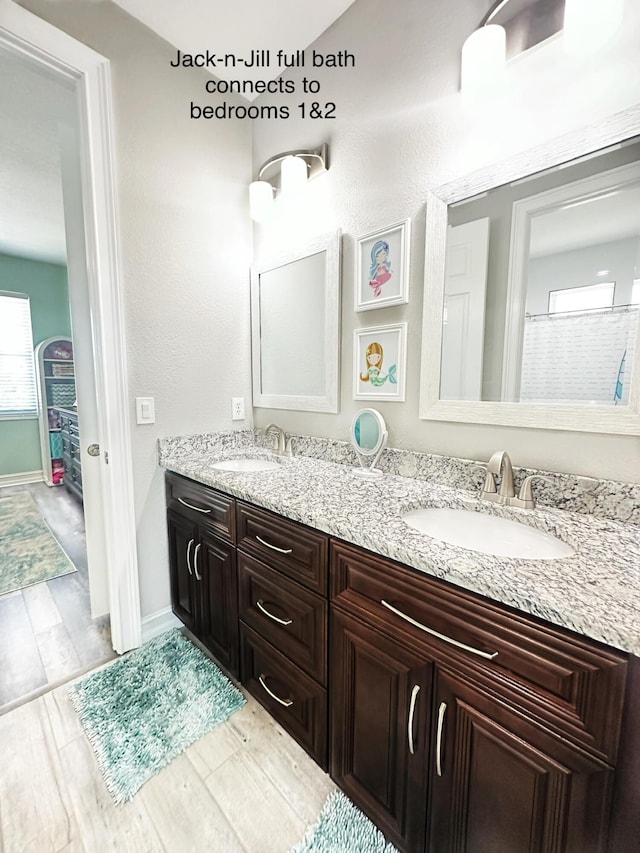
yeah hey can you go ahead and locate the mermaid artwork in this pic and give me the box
[360,341,397,388]
[368,239,392,297]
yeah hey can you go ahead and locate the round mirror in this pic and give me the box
[350,408,388,477]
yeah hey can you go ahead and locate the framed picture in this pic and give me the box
[354,323,407,401]
[354,219,410,311]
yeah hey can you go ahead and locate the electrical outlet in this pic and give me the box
[231,397,245,421]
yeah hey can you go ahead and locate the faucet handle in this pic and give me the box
[480,469,501,503]
[512,475,553,509]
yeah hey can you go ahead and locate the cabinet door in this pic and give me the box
[331,606,432,853]
[167,509,198,633]
[196,530,239,679]
[429,668,614,853]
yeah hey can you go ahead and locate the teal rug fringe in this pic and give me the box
[69,628,245,804]
[290,791,400,853]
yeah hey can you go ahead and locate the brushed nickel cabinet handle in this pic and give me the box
[193,542,202,581]
[436,701,447,777]
[407,684,420,755]
[256,599,293,626]
[381,600,499,661]
[255,535,293,555]
[186,538,194,576]
[178,497,211,514]
[258,674,293,707]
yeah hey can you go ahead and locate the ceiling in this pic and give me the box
[0,0,356,265]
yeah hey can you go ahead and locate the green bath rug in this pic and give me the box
[290,791,400,853]
[0,491,76,596]
[69,628,245,804]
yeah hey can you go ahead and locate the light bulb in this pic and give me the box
[280,155,307,195]
[249,181,274,223]
[461,24,506,100]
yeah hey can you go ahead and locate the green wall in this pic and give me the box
[0,253,71,477]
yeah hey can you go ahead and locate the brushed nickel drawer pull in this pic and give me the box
[186,539,194,576]
[381,600,499,661]
[193,543,202,581]
[258,674,293,707]
[436,701,447,777]
[407,684,420,755]
[255,535,293,555]
[256,599,293,626]
[178,497,211,514]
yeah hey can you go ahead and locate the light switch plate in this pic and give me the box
[135,396,155,424]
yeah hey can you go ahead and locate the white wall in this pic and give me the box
[17,0,254,618]
[250,0,640,483]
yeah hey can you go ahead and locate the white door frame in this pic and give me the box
[0,0,141,653]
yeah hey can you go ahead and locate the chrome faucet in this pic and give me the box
[264,423,293,457]
[481,450,515,504]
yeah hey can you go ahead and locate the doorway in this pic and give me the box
[0,1,141,663]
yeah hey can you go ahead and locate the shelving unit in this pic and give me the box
[34,336,76,486]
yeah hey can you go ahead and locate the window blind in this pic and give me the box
[0,292,38,417]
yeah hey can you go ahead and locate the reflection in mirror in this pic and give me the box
[350,408,388,478]
[421,108,640,434]
[251,231,341,412]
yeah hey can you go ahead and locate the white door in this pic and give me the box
[59,124,109,615]
[0,0,141,652]
[440,218,489,401]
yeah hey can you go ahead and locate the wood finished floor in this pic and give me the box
[0,669,337,853]
[0,483,116,712]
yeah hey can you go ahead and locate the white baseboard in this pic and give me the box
[0,470,44,487]
[141,607,181,644]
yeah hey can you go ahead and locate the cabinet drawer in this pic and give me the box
[240,623,327,768]
[166,472,235,543]
[238,552,327,685]
[237,502,328,595]
[331,540,627,764]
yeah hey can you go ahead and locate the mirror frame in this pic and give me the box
[419,105,640,434]
[251,230,341,413]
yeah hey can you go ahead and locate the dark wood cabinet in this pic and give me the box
[166,473,239,678]
[331,606,433,853]
[330,539,627,853]
[240,622,328,768]
[165,473,632,853]
[428,667,613,853]
[236,500,329,768]
[166,508,198,634]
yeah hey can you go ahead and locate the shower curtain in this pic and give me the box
[519,306,638,404]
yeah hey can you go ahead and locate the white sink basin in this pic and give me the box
[402,507,574,560]
[210,458,282,472]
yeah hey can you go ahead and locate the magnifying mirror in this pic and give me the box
[350,408,388,478]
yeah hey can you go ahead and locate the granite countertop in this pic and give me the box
[159,438,640,657]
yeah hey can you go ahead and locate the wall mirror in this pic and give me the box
[420,106,640,434]
[251,231,341,412]
[350,407,388,477]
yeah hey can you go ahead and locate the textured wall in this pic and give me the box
[16,0,254,617]
[251,0,640,483]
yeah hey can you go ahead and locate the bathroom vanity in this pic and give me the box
[161,437,639,853]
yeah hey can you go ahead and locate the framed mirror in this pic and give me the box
[420,106,640,434]
[350,407,388,477]
[251,231,341,412]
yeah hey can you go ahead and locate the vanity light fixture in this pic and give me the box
[249,143,329,222]
[461,0,625,99]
